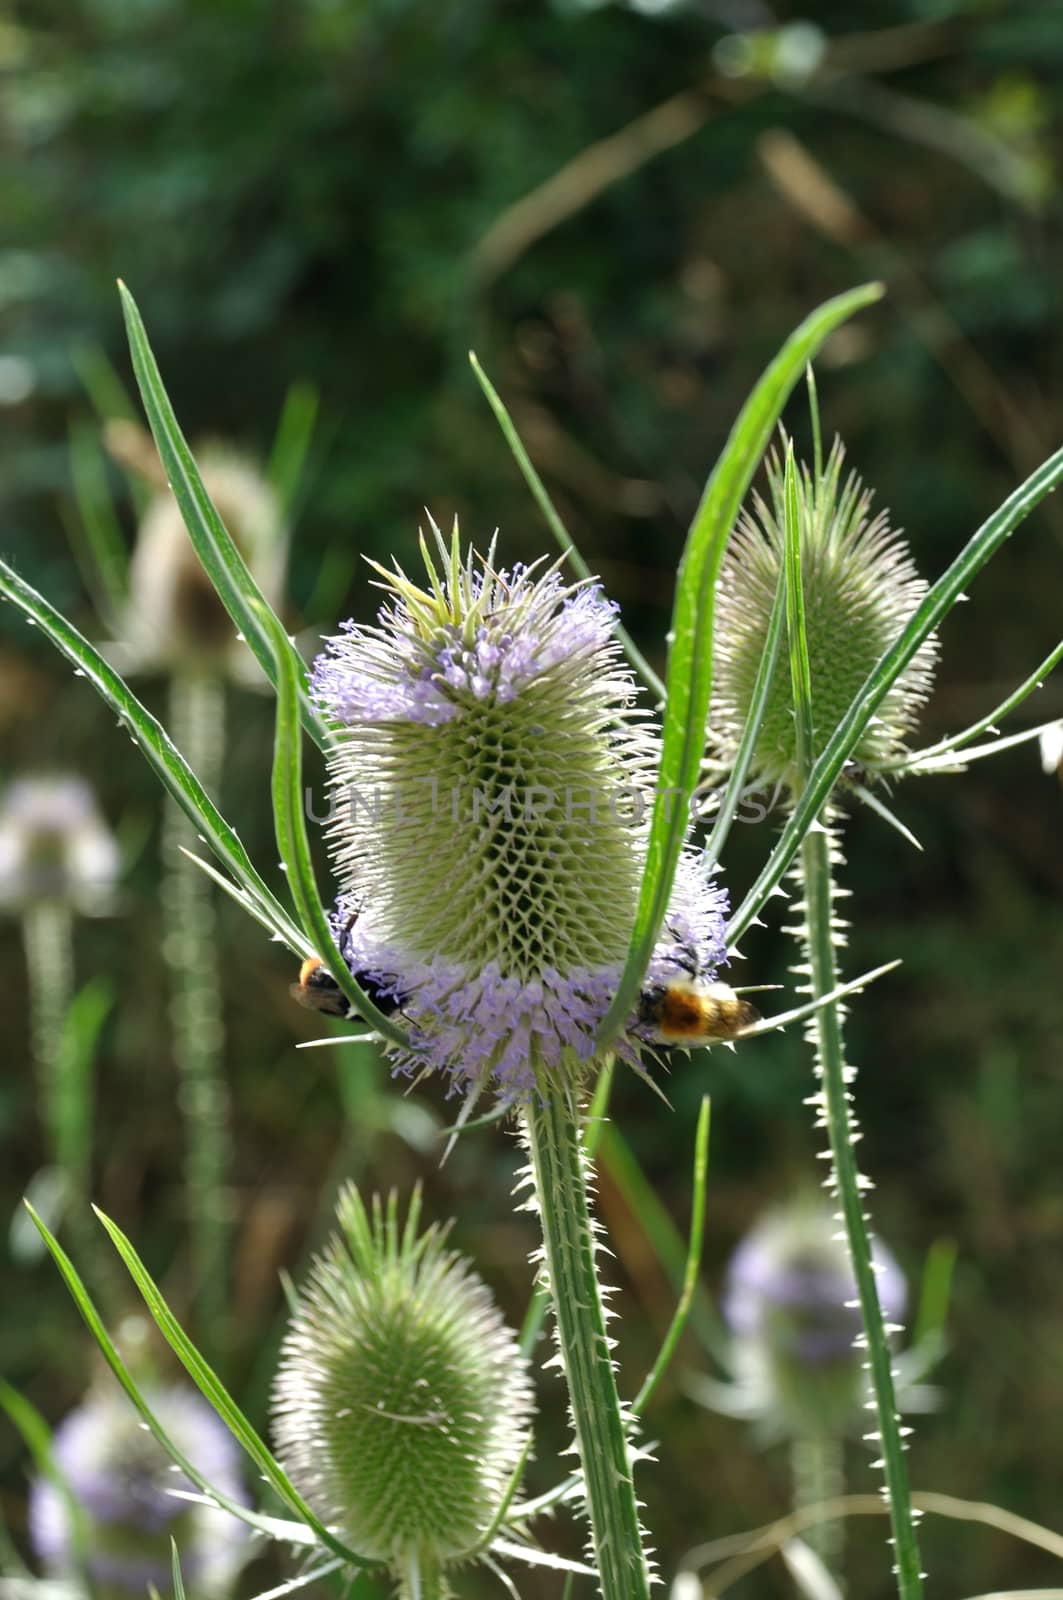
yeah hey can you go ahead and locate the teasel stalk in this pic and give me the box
[710,421,937,1599]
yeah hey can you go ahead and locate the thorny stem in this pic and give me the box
[161,672,230,1353]
[797,823,924,1600]
[524,1080,651,1600]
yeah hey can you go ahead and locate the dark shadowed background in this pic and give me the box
[2,1,1063,1595]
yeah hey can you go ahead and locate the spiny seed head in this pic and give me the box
[0,775,120,915]
[710,436,938,796]
[28,1383,250,1600]
[271,1186,534,1572]
[311,525,731,1099]
[723,1197,906,1440]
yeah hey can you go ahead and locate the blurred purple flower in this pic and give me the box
[29,1385,250,1599]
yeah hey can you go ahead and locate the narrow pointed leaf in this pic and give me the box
[117,281,330,751]
[633,1096,711,1414]
[258,602,412,1047]
[598,282,884,1045]
[469,351,666,700]
[90,1206,374,1567]
[24,1204,290,1547]
[704,559,785,866]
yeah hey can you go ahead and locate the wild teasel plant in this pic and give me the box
[3,278,1063,1600]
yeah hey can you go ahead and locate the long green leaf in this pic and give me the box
[704,559,785,868]
[597,282,884,1045]
[783,444,815,782]
[91,1206,374,1568]
[0,558,309,957]
[117,281,331,752]
[892,635,1063,769]
[24,1205,293,1548]
[632,1095,711,1414]
[469,351,666,701]
[728,438,1063,944]
[258,601,411,1047]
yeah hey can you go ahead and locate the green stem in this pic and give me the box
[161,672,230,1352]
[799,824,924,1600]
[23,899,75,1175]
[524,1082,651,1600]
[398,1549,449,1600]
[791,1433,846,1576]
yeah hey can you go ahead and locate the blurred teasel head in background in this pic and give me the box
[105,421,286,680]
[719,1197,907,1440]
[272,1185,533,1585]
[709,435,938,798]
[0,775,120,916]
[310,526,732,1101]
[29,1382,250,1600]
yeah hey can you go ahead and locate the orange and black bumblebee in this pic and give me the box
[637,929,761,1047]
[291,955,407,1020]
[637,976,760,1047]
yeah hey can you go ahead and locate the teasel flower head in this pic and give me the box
[721,1198,907,1440]
[710,436,938,797]
[310,526,731,1101]
[28,1382,250,1600]
[107,422,286,679]
[0,775,120,915]
[272,1185,533,1588]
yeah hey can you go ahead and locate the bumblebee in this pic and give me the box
[291,957,404,1021]
[638,977,760,1047]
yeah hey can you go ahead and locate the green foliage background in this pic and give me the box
[2,1,1063,1594]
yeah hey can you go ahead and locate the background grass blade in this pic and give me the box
[0,1382,94,1599]
[259,601,412,1047]
[117,281,332,752]
[597,282,884,1046]
[728,438,1063,945]
[267,378,320,518]
[0,559,309,957]
[92,1206,374,1569]
[67,420,129,624]
[469,351,666,702]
